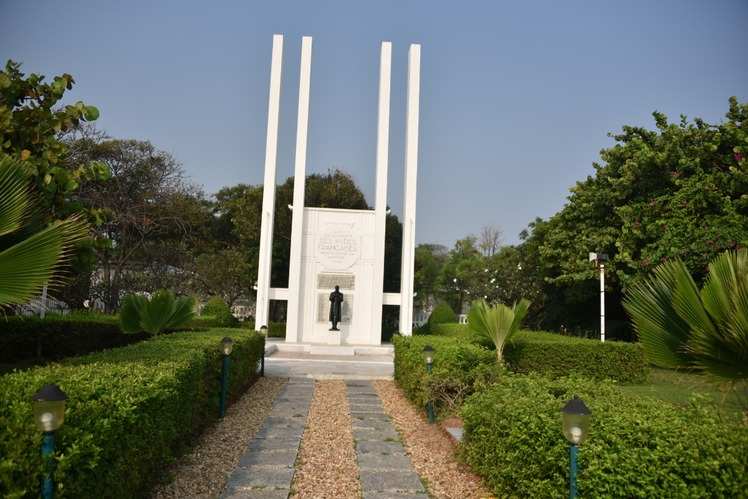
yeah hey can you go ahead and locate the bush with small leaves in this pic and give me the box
[461,374,748,497]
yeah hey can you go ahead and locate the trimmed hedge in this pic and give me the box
[426,302,457,332]
[0,328,264,498]
[431,324,648,383]
[200,297,239,327]
[505,331,648,383]
[0,315,147,363]
[393,335,500,416]
[461,374,748,497]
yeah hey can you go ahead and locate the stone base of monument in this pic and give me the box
[326,330,342,346]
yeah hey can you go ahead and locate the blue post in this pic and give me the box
[220,355,230,418]
[41,431,55,499]
[426,362,435,423]
[569,444,578,499]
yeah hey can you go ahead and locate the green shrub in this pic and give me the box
[505,331,648,383]
[431,324,648,383]
[201,297,230,317]
[0,315,147,364]
[200,297,238,327]
[426,302,457,332]
[393,335,500,417]
[119,290,195,334]
[461,374,748,498]
[0,328,264,498]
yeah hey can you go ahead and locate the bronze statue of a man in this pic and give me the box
[329,285,344,331]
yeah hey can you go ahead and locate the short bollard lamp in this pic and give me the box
[422,345,435,424]
[562,396,591,499]
[219,337,234,418]
[32,384,68,499]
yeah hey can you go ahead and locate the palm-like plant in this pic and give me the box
[624,249,748,381]
[0,154,88,307]
[468,298,531,363]
[119,290,195,334]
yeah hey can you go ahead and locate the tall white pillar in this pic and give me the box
[255,34,284,331]
[371,41,392,344]
[285,36,313,343]
[399,44,421,336]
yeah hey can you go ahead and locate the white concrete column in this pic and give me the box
[399,44,421,336]
[371,41,392,345]
[285,36,313,343]
[255,34,284,331]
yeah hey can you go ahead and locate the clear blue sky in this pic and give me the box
[2,1,747,246]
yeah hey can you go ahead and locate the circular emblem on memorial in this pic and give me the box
[318,230,360,269]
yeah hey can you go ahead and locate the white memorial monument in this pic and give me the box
[254,34,420,347]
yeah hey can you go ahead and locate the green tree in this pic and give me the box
[541,98,747,288]
[438,237,482,313]
[414,243,448,306]
[73,138,209,311]
[511,98,748,335]
[0,61,107,220]
[194,249,254,308]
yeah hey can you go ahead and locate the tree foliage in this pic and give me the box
[72,138,208,311]
[0,60,108,221]
[415,98,747,338]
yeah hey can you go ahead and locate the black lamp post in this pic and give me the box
[422,345,435,424]
[219,337,234,417]
[259,325,268,376]
[32,384,67,499]
[561,396,591,499]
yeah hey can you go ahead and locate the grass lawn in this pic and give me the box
[620,368,747,419]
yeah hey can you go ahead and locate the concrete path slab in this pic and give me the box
[220,379,312,498]
[345,381,427,497]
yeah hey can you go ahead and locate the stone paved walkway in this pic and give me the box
[222,378,427,499]
[346,381,428,499]
[222,378,313,499]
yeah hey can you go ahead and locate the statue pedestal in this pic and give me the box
[326,330,342,345]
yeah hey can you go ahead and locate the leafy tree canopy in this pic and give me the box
[0,60,108,221]
[540,97,748,289]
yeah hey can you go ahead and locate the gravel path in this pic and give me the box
[290,380,361,499]
[373,380,493,499]
[152,377,287,499]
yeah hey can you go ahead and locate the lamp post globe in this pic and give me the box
[422,345,436,424]
[562,396,591,445]
[221,337,234,356]
[421,344,434,366]
[561,396,591,499]
[32,384,67,432]
[32,384,67,499]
